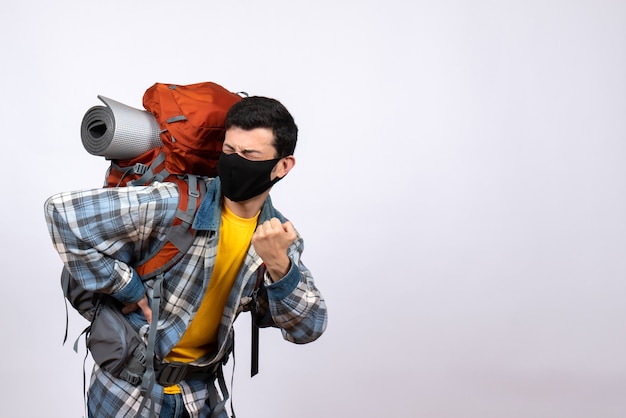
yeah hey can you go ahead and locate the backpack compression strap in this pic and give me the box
[107,150,169,187]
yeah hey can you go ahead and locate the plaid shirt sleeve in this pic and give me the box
[44,182,180,302]
[257,235,328,344]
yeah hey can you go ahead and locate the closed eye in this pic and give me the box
[222,143,263,159]
[240,149,263,159]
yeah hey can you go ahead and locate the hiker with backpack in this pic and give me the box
[44,95,327,418]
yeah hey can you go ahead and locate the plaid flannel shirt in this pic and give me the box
[44,177,327,417]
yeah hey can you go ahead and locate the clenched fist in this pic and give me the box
[251,217,297,281]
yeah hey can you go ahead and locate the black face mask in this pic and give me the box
[217,152,283,202]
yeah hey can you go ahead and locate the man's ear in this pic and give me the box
[274,155,296,179]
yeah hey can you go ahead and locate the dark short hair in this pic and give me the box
[225,96,298,158]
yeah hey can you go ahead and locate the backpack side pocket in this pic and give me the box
[87,297,146,380]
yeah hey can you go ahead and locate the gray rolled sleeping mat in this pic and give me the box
[81,96,162,160]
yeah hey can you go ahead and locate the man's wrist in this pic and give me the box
[265,259,291,284]
[112,269,144,303]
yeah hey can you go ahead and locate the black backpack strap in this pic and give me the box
[250,266,265,377]
[61,267,72,345]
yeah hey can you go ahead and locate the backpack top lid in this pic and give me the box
[143,82,243,177]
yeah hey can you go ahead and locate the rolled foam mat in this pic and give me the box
[81,96,162,159]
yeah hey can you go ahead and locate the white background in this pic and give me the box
[1,1,625,417]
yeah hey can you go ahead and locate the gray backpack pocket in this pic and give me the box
[87,297,147,384]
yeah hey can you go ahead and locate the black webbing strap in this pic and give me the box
[251,319,259,377]
[250,267,265,377]
[61,267,71,345]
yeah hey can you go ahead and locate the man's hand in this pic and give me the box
[122,295,153,324]
[252,218,297,281]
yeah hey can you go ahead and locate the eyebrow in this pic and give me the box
[223,143,262,154]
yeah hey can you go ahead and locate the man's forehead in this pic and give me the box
[224,127,275,149]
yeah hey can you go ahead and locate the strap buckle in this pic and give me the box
[156,362,188,387]
[133,163,148,175]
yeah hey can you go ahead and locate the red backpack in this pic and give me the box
[62,82,247,400]
[106,81,242,187]
[67,82,243,314]
[101,82,243,279]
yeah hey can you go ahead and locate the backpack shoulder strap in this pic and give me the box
[134,174,205,279]
[136,175,206,418]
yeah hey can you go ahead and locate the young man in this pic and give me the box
[45,96,328,418]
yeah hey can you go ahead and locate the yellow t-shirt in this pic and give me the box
[163,204,259,394]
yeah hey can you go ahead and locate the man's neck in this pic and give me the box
[223,191,269,219]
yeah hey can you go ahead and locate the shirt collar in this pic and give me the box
[192,177,282,231]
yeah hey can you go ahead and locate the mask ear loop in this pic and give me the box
[270,153,294,182]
